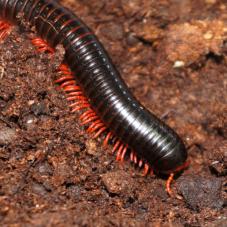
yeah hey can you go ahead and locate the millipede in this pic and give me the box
[0,0,189,195]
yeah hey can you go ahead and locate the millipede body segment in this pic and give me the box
[0,0,188,192]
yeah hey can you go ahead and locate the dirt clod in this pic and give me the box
[101,170,133,195]
[165,20,226,65]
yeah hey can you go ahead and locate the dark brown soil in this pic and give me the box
[0,0,226,226]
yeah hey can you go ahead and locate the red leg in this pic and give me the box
[81,115,99,125]
[71,103,90,112]
[93,126,107,139]
[166,173,174,196]
[87,121,105,133]
[64,85,81,92]
[55,76,74,83]
[130,151,135,162]
[142,163,150,176]
[116,144,124,161]
[67,95,87,101]
[112,140,121,153]
[133,154,138,164]
[103,132,113,147]
[120,146,127,162]
[31,38,54,54]
[0,21,11,41]
[138,159,143,168]
[60,80,76,88]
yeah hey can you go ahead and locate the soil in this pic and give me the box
[0,0,226,226]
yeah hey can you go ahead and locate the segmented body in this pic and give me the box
[0,0,187,176]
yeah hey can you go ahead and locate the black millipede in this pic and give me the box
[0,0,188,194]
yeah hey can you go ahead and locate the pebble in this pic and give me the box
[31,102,49,116]
[22,114,37,130]
[126,33,140,46]
[38,162,53,176]
[86,140,98,156]
[203,31,213,40]
[177,176,224,211]
[0,125,17,145]
[173,60,185,68]
[32,182,48,196]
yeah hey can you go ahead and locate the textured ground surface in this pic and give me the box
[0,0,226,226]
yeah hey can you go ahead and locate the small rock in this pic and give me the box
[38,162,53,176]
[203,31,213,40]
[101,170,133,195]
[0,125,17,145]
[32,182,48,196]
[178,176,224,211]
[126,33,140,46]
[66,186,81,201]
[173,60,185,68]
[31,102,49,116]
[86,140,98,156]
[28,100,35,106]
[22,114,37,130]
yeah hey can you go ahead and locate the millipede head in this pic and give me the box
[152,141,188,175]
